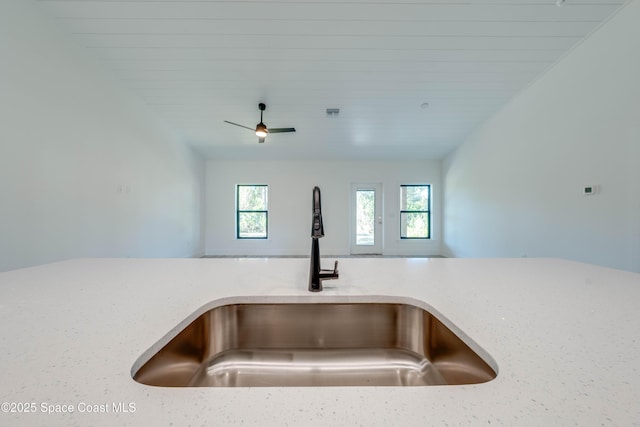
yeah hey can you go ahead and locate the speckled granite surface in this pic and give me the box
[1,258,638,426]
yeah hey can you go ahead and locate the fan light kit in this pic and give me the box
[224,103,296,143]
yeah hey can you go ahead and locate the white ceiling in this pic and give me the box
[35,0,627,160]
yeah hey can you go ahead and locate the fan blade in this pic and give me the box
[258,137,266,143]
[224,120,254,131]
[267,127,296,133]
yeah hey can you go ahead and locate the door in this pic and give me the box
[350,183,383,254]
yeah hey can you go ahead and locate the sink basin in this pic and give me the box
[132,297,497,387]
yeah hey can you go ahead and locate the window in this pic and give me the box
[355,189,375,246]
[400,185,430,239]
[236,185,268,239]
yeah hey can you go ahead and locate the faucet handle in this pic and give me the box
[320,260,339,279]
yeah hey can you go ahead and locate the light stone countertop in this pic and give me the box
[0,257,639,426]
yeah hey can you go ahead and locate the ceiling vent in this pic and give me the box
[326,108,340,117]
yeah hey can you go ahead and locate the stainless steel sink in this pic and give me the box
[132,298,497,387]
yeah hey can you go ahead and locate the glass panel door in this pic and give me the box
[351,183,382,254]
[356,190,375,246]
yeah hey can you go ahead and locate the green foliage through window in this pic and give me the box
[237,185,268,239]
[356,190,375,245]
[400,185,430,239]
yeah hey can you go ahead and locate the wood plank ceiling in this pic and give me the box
[35,0,627,160]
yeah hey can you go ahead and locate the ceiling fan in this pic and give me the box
[224,103,296,143]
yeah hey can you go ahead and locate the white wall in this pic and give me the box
[0,1,205,272]
[443,0,640,272]
[206,160,441,256]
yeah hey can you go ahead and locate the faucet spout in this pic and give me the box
[309,186,338,292]
[311,186,324,238]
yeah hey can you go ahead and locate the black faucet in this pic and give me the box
[309,186,339,292]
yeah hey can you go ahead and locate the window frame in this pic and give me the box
[236,184,269,240]
[399,184,431,240]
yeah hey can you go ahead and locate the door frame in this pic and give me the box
[350,182,383,255]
